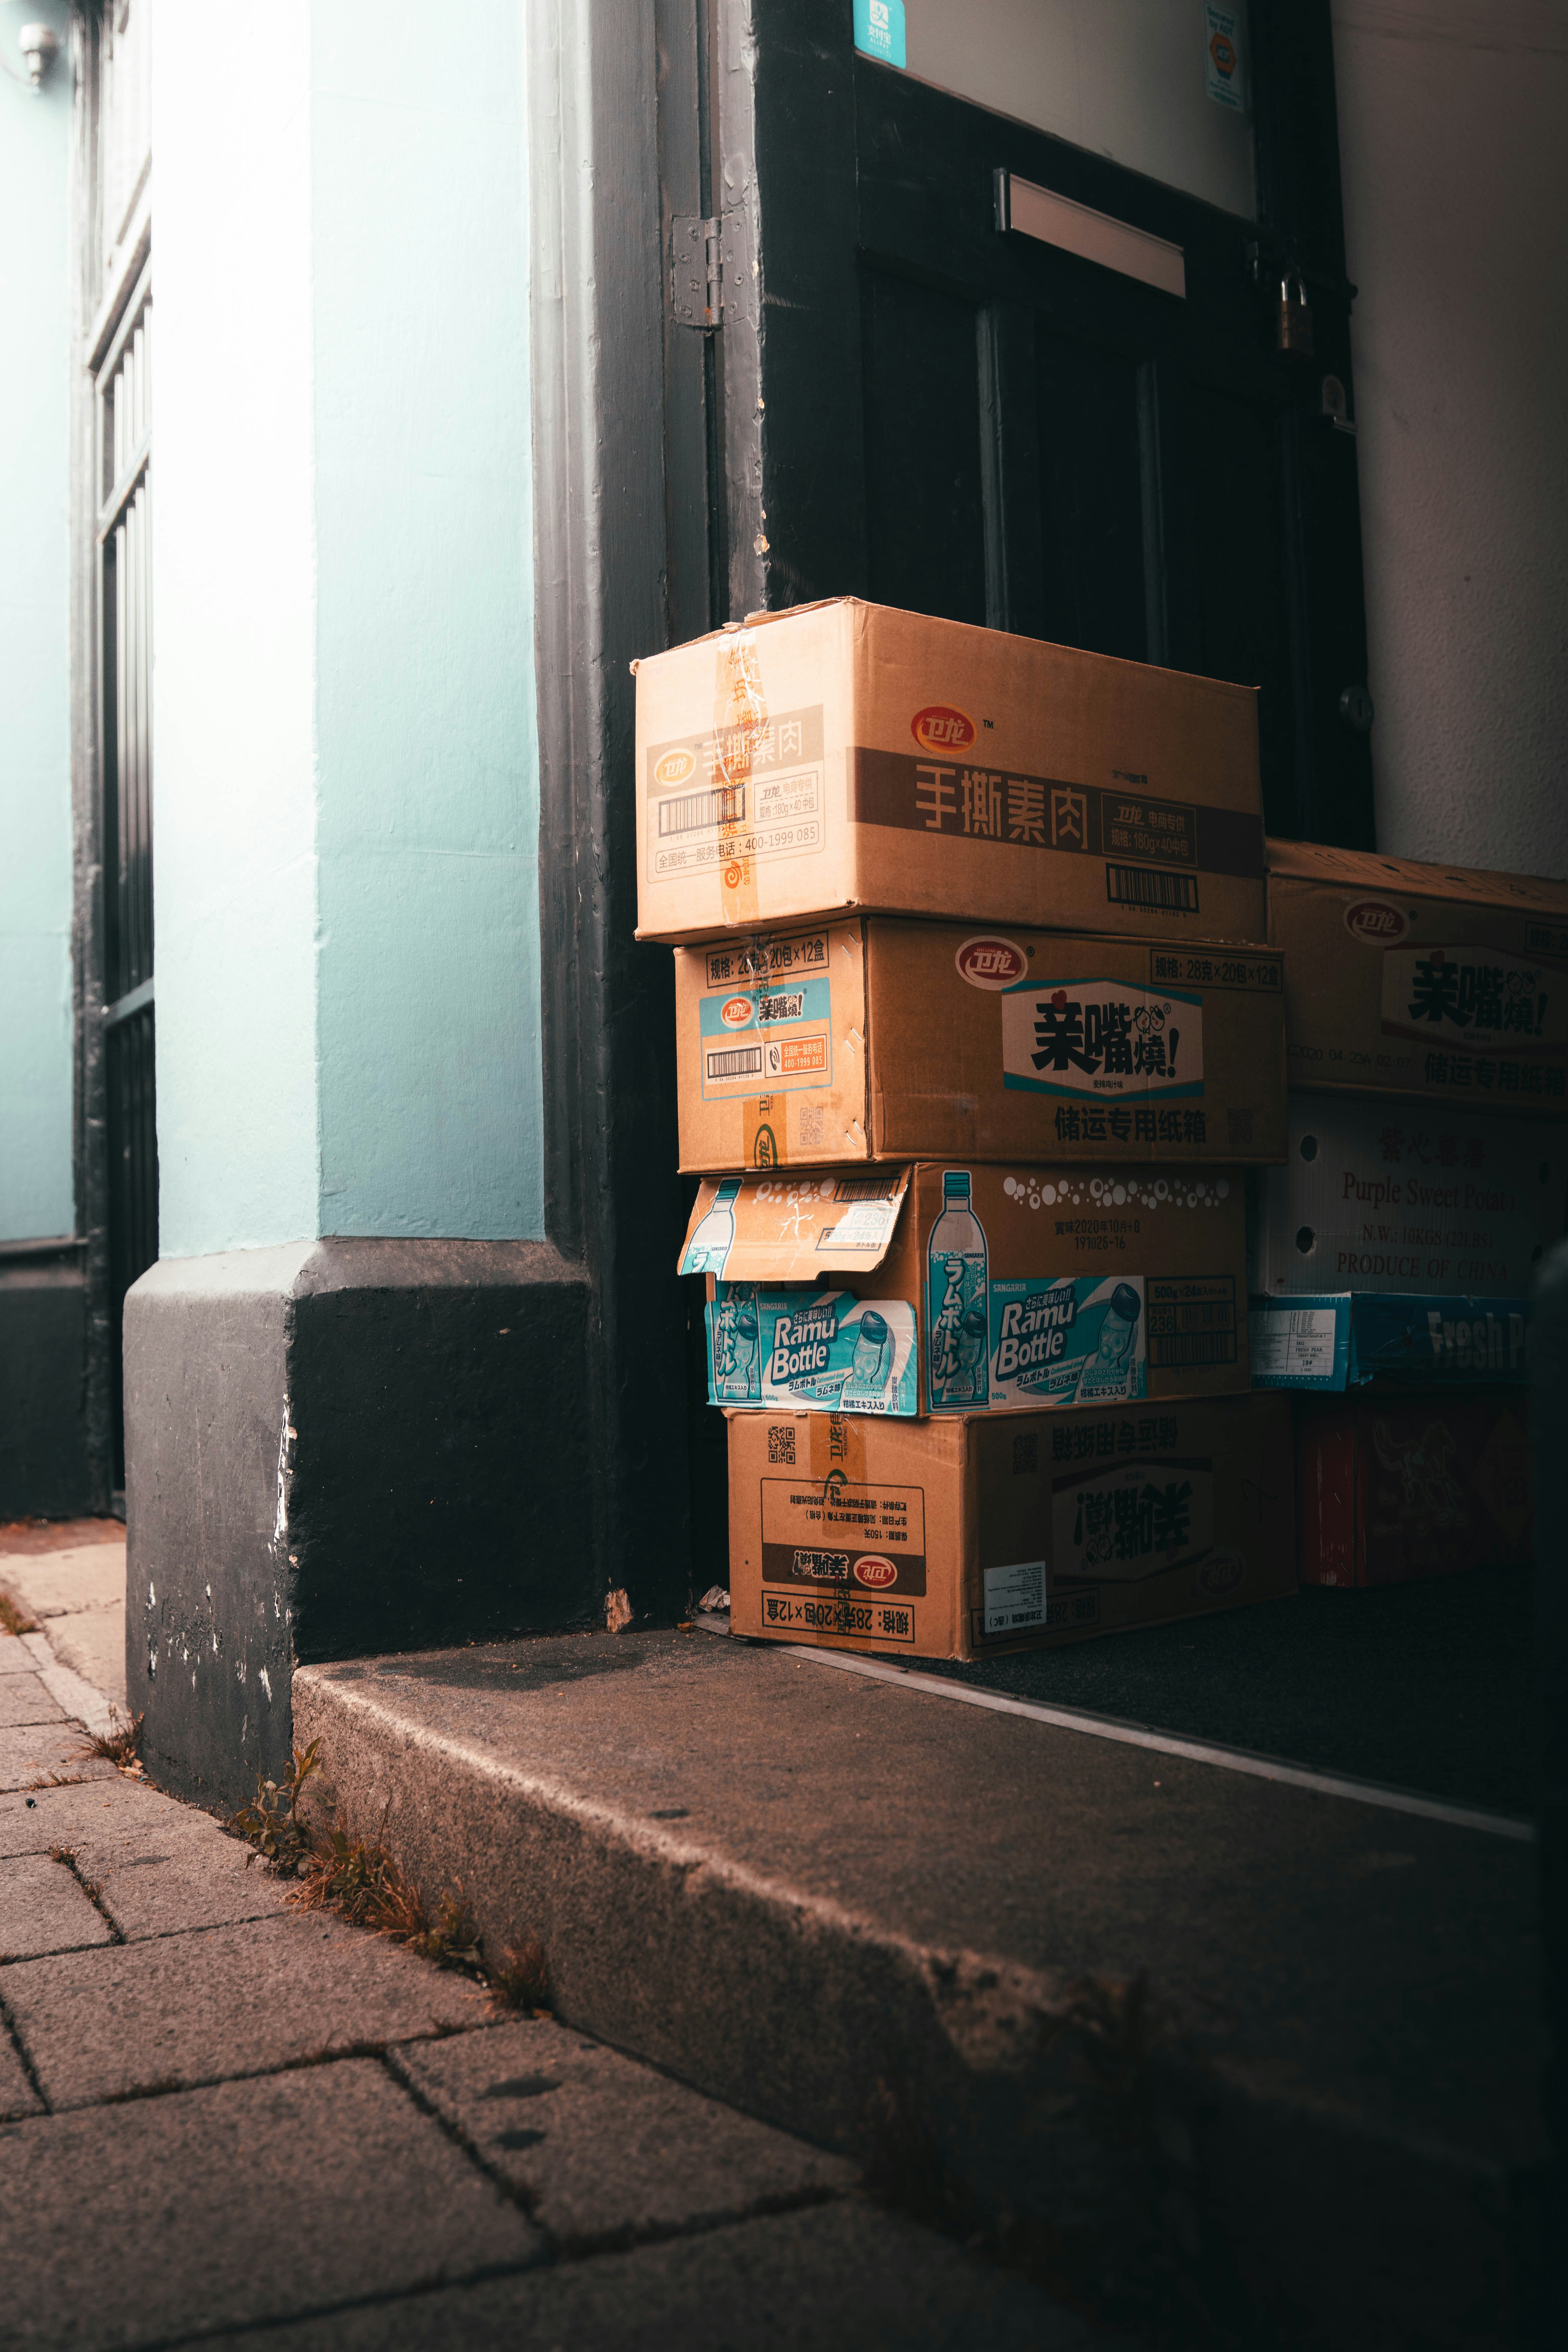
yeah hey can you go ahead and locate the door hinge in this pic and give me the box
[672,215,724,330]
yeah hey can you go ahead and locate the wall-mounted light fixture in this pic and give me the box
[3,19,60,89]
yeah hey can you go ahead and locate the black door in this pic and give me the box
[663,0,1373,850]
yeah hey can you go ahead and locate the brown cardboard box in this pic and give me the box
[1249,1091,1567,1297]
[635,600,1264,945]
[1267,838,1568,1116]
[679,1159,1250,1414]
[727,1391,1295,1660]
[677,919,1286,1170]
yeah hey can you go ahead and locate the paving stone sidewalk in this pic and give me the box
[0,1612,1100,2351]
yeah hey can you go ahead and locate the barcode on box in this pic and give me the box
[1106,863,1199,914]
[1148,1329,1238,1367]
[659,783,746,837]
[706,1045,764,1081]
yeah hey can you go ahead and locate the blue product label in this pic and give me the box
[854,0,906,69]
[988,1277,1148,1411]
[708,1287,917,1416]
[1350,1295,1531,1386]
[699,974,833,1100]
[1249,1293,1533,1390]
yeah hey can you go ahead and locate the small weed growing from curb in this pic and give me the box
[487,1934,550,2013]
[49,1843,105,1905]
[227,1739,322,1870]
[226,1751,547,2010]
[76,1708,145,1774]
[0,1593,39,1637]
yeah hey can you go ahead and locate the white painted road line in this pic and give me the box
[783,1643,1536,1844]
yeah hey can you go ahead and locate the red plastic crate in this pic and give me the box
[1295,1387,1531,1587]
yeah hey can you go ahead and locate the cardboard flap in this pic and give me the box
[678,1168,911,1282]
[1266,835,1568,915]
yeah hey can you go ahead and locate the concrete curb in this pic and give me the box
[294,1662,1537,2347]
[20,1632,120,1743]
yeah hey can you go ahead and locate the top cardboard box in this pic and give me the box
[1267,839,1568,1117]
[634,601,1264,946]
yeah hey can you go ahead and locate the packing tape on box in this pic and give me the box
[809,1412,867,1491]
[743,1095,784,1168]
[715,630,765,929]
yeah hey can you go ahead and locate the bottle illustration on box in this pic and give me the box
[928,1170,989,1408]
[683,1177,740,1276]
[714,1294,760,1401]
[1080,1282,1142,1398]
[843,1308,891,1402]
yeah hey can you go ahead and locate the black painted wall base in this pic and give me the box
[124,1237,595,1807]
[0,1242,94,1520]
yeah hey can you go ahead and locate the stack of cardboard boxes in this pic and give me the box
[635,600,1295,1661]
[1251,843,1568,1586]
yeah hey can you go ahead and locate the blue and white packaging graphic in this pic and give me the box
[682,1176,741,1275]
[1249,1292,1530,1391]
[853,0,906,70]
[707,1285,917,1416]
[988,1277,1148,1410]
[1000,978,1203,1102]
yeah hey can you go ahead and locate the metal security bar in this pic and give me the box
[95,263,158,1484]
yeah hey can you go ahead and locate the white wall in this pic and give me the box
[1333,0,1568,878]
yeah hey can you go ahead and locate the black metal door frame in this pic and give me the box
[69,3,159,1511]
[675,0,1372,851]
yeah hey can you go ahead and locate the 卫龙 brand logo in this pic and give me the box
[854,1555,899,1589]
[655,747,697,787]
[719,996,754,1029]
[1198,1550,1244,1597]
[1344,898,1408,945]
[955,936,1029,990]
[911,705,977,755]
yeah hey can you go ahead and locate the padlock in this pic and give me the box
[1278,271,1315,358]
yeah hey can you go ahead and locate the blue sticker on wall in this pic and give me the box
[854,0,906,70]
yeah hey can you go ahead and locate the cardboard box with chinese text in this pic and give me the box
[1267,839,1568,1116]
[1249,1093,1567,1298]
[682,1159,1251,1416]
[677,919,1287,1171]
[636,600,1264,944]
[1250,1292,1531,1391]
[727,1391,1295,1660]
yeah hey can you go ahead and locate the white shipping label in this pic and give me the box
[1249,1305,1340,1379]
[983,1559,1047,1637]
[819,1199,900,1252]
[1052,1461,1215,1584]
[1000,979,1203,1101]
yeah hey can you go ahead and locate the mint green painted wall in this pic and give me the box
[0,2,74,1244]
[311,3,543,1240]
[154,8,322,1259]
[154,0,543,1257]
